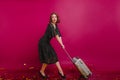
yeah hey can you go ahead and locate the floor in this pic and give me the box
[0,66,120,80]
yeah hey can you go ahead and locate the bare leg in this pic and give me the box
[40,63,47,76]
[55,61,65,76]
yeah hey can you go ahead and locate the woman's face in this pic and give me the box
[51,14,57,24]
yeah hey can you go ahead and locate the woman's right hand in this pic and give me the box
[61,45,65,49]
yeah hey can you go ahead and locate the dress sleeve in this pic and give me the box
[55,26,61,37]
[51,26,61,37]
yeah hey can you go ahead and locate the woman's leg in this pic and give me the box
[55,61,65,76]
[40,63,47,76]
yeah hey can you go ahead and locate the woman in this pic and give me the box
[38,12,66,79]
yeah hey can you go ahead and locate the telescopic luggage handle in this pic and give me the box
[63,48,73,61]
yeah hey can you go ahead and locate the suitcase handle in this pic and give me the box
[63,48,73,61]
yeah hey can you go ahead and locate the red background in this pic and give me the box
[0,0,120,73]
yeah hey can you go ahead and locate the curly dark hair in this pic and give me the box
[49,12,60,23]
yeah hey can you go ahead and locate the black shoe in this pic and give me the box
[39,72,48,79]
[58,72,66,79]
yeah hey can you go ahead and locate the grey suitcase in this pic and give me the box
[63,49,92,78]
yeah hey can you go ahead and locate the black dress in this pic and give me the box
[38,23,61,64]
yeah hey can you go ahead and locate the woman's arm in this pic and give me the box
[55,35,65,49]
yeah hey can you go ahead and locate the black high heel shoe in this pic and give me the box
[39,72,48,79]
[58,72,66,79]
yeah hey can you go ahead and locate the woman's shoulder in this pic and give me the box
[47,23,59,30]
[46,23,53,31]
[47,23,52,28]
